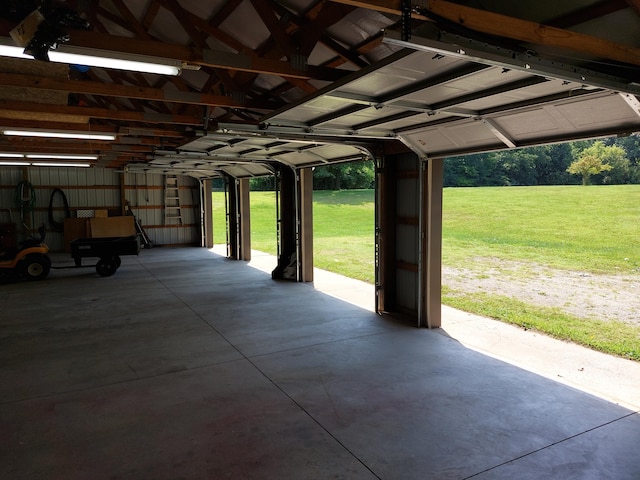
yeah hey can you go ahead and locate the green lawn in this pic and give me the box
[443,185,640,273]
[212,185,640,360]
[212,190,375,282]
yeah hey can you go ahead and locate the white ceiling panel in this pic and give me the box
[259,32,640,159]
[146,17,640,177]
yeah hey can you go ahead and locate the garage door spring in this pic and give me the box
[48,188,70,232]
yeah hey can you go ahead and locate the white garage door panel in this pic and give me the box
[403,120,500,154]
[458,78,582,111]
[260,46,640,163]
[343,53,463,97]
[555,94,639,129]
[402,126,467,152]
[494,109,563,137]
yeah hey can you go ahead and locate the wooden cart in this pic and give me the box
[70,235,141,277]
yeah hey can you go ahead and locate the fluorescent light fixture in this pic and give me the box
[0,161,30,166]
[0,41,31,59]
[0,37,181,75]
[32,162,91,167]
[0,150,95,167]
[26,154,98,160]
[50,46,182,75]
[2,129,116,140]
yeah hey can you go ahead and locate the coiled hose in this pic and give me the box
[48,188,70,232]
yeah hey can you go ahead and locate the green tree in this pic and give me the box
[313,160,375,190]
[567,141,623,185]
[606,136,640,184]
[534,144,575,185]
[495,150,538,185]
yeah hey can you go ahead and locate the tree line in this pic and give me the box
[248,136,640,190]
[443,137,640,187]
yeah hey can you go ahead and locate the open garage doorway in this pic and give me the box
[439,139,640,361]
[247,176,278,257]
[211,178,229,254]
[312,161,376,285]
[211,175,279,258]
[231,161,377,285]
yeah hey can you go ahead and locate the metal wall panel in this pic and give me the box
[123,172,200,247]
[396,269,417,312]
[394,153,421,316]
[0,168,22,222]
[396,224,418,265]
[2,168,200,251]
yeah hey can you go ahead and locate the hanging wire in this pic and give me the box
[14,180,36,232]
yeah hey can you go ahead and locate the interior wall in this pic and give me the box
[123,172,200,248]
[0,167,200,251]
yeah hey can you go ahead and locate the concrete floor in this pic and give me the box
[1,247,638,479]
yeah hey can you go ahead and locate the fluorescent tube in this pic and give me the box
[0,161,30,166]
[31,162,91,167]
[26,154,98,160]
[3,129,115,141]
[0,37,181,76]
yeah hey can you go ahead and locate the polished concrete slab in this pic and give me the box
[1,247,638,479]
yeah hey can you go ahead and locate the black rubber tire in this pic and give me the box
[21,254,51,281]
[96,257,118,277]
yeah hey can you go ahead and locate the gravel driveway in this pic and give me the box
[443,259,640,325]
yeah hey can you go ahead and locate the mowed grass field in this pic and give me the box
[212,185,640,360]
[212,190,376,281]
[443,185,640,273]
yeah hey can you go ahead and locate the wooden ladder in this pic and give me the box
[164,175,183,224]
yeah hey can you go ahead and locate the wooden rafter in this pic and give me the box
[249,0,297,59]
[96,6,139,37]
[320,35,369,68]
[178,2,252,55]
[298,3,357,56]
[160,0,208,49]
[142,2,162,31]
[625,0,640,17]
[329,0,640,66]
[63,30,345,81]
[111,0,153,39]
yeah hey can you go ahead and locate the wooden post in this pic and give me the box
[202,179,213,248]
[299,168,313,282]
[272,166,297,280]
[421,158,443,328]
[238,178,251,261]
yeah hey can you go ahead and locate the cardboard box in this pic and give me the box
[10,10,45,47]
[64,218,89,252]
[89,216,136,238]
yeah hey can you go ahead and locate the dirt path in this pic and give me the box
[442,259,640,325]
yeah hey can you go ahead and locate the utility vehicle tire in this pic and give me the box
[96,257,118,277]
[21,254,51,281]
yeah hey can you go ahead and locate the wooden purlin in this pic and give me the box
[0,72,282,110]
[64,30,347,81]
[0,100,202,125]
